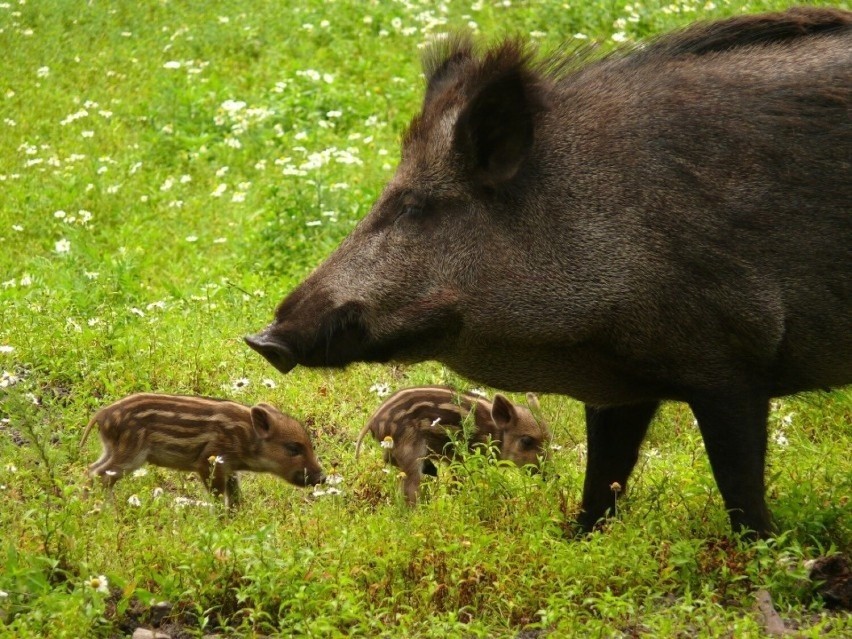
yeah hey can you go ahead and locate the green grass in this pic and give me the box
[1,0,850,636]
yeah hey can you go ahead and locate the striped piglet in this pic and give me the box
[81,393,324,507]
[356,386,551,504]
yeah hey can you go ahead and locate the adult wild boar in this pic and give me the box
[247,8,852,537]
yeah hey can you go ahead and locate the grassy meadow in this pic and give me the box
[0,0,850,636]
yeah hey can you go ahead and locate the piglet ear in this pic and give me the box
[454,62,544,187]
[250,405,273,440]
[491,394,517,429]
[525,392,541,411]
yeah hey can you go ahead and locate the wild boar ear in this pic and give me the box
[250,405,273,440]
[454,67,544,187]
[491,393,517,429]
[422,34,474,105]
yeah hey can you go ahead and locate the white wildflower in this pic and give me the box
[174,496,213,508]
[185,235,198,242]
[380,436,394,449]
[152,487,164,499]
[36,66,50,78]
[369,382,390,397]
[129,307,145,317]
[325,473,344,486]
[132,468,148,478]
[127,494,141,507]
[88,575,109,594]
[163,61,181,69]
[0,345,13,354]
[261,378,277,389]
[54,238,71,254]
[231,377,250,392]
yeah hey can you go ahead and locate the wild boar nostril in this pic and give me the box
[244,333,297,374]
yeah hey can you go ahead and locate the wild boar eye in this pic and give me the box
[519,436,537,450]
[285,443,303,456]
[396,204,426,222]
[402,204,425,219]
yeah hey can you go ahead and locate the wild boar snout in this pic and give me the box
[292,468,325,487]
[247,285,374,372]
[244,331,297,375]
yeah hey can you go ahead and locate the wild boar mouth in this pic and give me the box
[246,300,463,374]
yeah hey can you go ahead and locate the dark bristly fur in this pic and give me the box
[247,8,851,537]
[356,386,550,504]
[81,393,324,507]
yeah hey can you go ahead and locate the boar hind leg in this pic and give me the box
[578,401,659,533]
[689,395,772,538]
[224,475,241,509]
[402,467,423,505]
[397,452,426,505]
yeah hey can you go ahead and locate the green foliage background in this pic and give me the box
[0,0,849,636]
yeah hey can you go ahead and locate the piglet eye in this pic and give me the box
[285,443,303,456]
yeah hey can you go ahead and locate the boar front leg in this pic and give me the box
[196,464,240,509]
[689,395,772,538]
[577,401,659,532]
